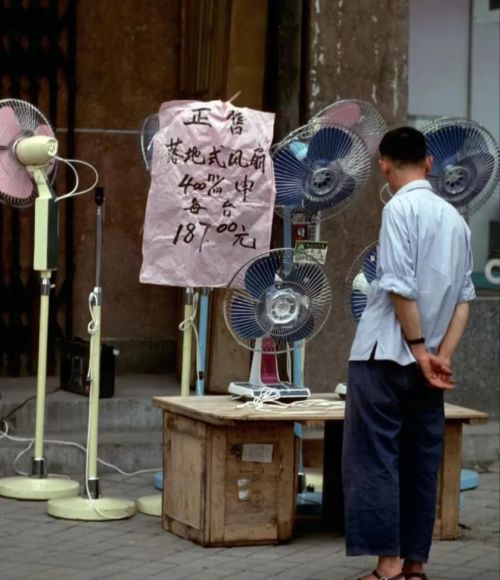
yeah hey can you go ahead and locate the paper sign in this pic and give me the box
[140,100,276,287]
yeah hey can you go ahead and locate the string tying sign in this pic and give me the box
[140,100,276,287]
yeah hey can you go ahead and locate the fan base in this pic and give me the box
[229,382,311,400]
[136,494,162,517]
[47,496,136,521]
[0,476,80,500]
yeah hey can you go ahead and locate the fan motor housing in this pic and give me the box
[15,136,58,167]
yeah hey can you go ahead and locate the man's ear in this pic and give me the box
[424,155,433,175]
[379,158,390,175]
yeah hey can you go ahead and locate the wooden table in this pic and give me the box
[153,394,487,547]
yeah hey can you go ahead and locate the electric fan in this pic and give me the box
[224,248,332,399]
[140,112,159,171]
[272,120,371,225]
[47,187,136,521]
[313,99,387,158]
[0,99,79,500]
[346,242,378,324]
[332,241,378,399]
[422,117,500,215]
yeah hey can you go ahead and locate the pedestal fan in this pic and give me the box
[0,99,79,500]
[272,118,372,387]
[422,117,499,215]
[47,187,136,520]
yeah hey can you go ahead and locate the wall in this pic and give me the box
[72,0,180,372]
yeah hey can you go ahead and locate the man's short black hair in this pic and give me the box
[379,126,427,164]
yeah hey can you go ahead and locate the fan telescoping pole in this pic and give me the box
[181,288,195,397]
[48,188,135,520]
[196,287,210,396]
[0,168,80,500]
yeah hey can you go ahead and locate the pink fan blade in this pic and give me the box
[35,123,55,138]
[0,106,23,146]
[323,102,361,128]
[0,153,34,201]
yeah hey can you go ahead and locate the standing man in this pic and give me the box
[342,127,475,580]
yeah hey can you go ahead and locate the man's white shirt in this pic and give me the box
[350,179,476,365]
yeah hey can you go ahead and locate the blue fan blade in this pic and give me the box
[305,176,356,213]
[286,311,315,342]
[350,289,367,322]
[425,125,466,170]
[288,140,309,161]
[230,296,265,340]
[244,255,280,299]
[362,247,378,284]
[273,147,309,207]
[285,264,324,296]
[306,127,353,165]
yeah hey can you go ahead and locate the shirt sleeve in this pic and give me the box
[458,229,476,303]
[378,204,418,300]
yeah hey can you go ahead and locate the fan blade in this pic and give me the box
[350,289,368,322]
[288,140,309,161]
[306,126,353,165]
[0,156,35,204]
[285,310,315,342]
[35,123,55,138]
[305,175,356,213]
[273,147,308,207]
[425,125,467,167]
[230,295,266,340]
[362,247,378,284]
[244,254,280,299]
[285,263,327,299]
[0,106,22,146]
[321,101,362,128]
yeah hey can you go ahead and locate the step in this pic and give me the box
[0,429,162,476]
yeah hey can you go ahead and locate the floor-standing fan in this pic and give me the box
[273,119,372,387]
[139,112,210,397]
[422,117,499,215]
[0,99,79,500]
[47,187,136,520]
[138,112,214,516]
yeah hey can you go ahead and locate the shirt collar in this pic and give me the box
[394,179,432,196]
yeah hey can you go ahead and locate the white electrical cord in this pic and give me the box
[178,290,201,388]
[0,420,159,478]
[55,157,99,202]
[236,392,345,414]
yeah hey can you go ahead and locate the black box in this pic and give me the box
[60,338,116,398]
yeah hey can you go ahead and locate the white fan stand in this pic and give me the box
[47,188,135,521]
[0,135,79,501]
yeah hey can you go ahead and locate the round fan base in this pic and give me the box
[47,496,136,521]
[0,476,80,500]
[136,493,162,517]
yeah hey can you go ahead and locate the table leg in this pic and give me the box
[434,421,463,540]
[322,420,344,530]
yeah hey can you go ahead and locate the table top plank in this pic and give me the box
[153,395,488,426]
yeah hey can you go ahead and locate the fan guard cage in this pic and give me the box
[0,98,56,207]
[345,242,378,323]
[272,120,371,225]
[140,113,160,172]
[224,248,333,354]
[313,99,387,157]
[423,117,500,215]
